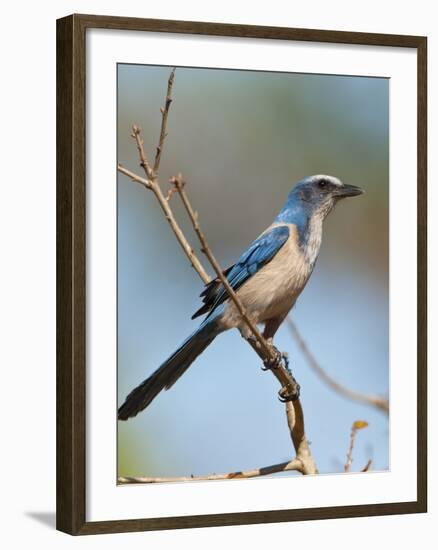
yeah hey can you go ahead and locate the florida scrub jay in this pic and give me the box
[118,175,363,420]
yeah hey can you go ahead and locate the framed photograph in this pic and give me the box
[57,14,427,535]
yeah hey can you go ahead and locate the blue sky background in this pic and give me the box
[117,65,389,479]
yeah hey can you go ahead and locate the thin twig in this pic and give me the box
[287,318,389,415]
[120,161,209,282]
[361,459,373,472]
[119,141,210,283]
[118,457,304,484]
[131,125,155,180]
[154,68,176,175]
[344,428,356,472]
[117,164,151,189]
[344,420,369,472]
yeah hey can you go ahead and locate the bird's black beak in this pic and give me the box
[335,184,364,198]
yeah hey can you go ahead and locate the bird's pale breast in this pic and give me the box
[219,223,313,330]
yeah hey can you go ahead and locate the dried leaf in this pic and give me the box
[353,420,369,430]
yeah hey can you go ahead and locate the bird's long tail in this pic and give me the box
[118,320,219,420]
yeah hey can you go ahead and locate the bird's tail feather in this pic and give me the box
[118,322,218,420]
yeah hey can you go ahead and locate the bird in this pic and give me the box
[118,174,363,420]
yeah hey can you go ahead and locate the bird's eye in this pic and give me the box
[318,180,327,188]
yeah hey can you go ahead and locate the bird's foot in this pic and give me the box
[261,347,284,371]
[278,377,301,402]
[258,344,300,401]
[262,349,300,401]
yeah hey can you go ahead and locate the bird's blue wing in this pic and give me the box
[192,225,290,319]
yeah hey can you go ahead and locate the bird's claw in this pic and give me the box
[278,380,301,402]
[261,348,283,371]
[261,347,300,401]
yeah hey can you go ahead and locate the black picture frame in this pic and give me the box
[57,13,427,535]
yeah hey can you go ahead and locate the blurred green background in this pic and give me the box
[117,64,389,479]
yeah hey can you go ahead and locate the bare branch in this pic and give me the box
[361,459,373,472]
[119,403,318,483]
[117,164,152,189]
[344,428,357,473]
[118,71,210,284]
[287,400,318,474]
[154,68,176,175]
[344,420,369,472]
[286,318,389,415]
[118,457,304,484]
[131,125,155,180]
[165,186,178,201]
[119,158,210,282]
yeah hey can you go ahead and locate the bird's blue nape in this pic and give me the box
[274,178,316,244]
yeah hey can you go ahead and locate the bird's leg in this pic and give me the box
[276,349,301,402]
[240,322,300,401]
[262,317,300,401]
[262,316,285,342]
[262,345,300,401]
[261,316,289,370]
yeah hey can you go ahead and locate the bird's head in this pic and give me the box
[276,175,363,224]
